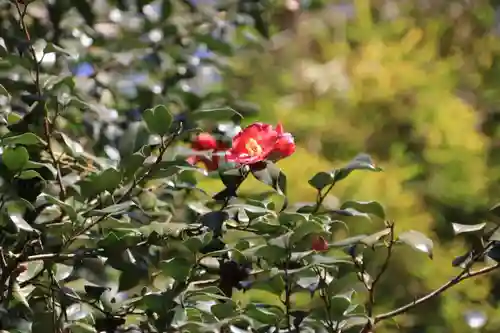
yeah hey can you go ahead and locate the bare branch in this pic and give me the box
[374,263,500,323]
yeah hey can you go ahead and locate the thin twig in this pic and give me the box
[23,252,78,262]
[283,250,293,332]
[314,267,336,333]
[13,1,66,199]
[366,222,395,317]
[313,181,336,214]
[374,263,500,322]
[374,232,500,324]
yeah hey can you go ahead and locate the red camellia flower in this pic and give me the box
[225,123,295,165]
[187,133,228,171]
[312,235,329,252]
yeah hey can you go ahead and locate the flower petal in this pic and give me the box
[192,133,218,150]
[276,123,284,135]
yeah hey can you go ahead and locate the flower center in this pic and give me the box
[245,138,263,156]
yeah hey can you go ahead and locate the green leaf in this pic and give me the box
[44,42,72,56]
[9,212,35,233]
[227,203,274,215]
[253,245,287,264]
[452,222,486,235]
[330,290,355,318]
[43,74,74,91]
[3,146,29,171]
[296,275,319,290]
[195,35,233,56]
[54,264,73,281]
[86,201,135,216]
[160,257,192,281]
[84,285,109,299]
[84,167,123,194]
[142,104,173,135]
[60,133,84,156]
[32,311,56,331]
[39,194,79,222]
[244,304,284,322]
[119,122,150,157]
[268,232,292,248]
[245,304,282,325]
[191,107,242,122]
[0,83,10,100]
[211,302,236,320]
[1,133,45,146]
[65,303,92,321]
[171,305,187,327]
[291,220,324,244]
[150,160,206,179]
[340,200,385,220]
[487,245,500,262]
[398,230,433,259]
[79,169,122,198]
[329,208,371,222]
[17,260,44,283]
[309,254,352,265]
[199,211,229,236]
[73,0,95,26]
[339,316,371,330]
[18,170,43,179]
[120,149,148,179]
[333,153,382,183]
[251,162,287,197]
[118,269,144,291]
[161,0,172,19]
[361,228,391,246]
[308,171,334,190]
[64,322,98,333]
[330,235,368,247]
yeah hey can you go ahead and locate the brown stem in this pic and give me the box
[374,263,500,323]
[313,181,336,214]
[13,1,66,199]
[367,222,395,317]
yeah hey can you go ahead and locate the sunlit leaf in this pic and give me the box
[398,230,434,259]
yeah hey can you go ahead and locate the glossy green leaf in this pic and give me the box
[451,222,486,235]
[0,83,10,100]
[160,257,192,281]
[60,133,84,156]
[333,153,382,183]
[44,42,73,56]
[361,228,391,246]
[308,171,334,190]
[398,230,434,259]
[143,104,173,135]
[340,200,386,220]
[9,212,35,233]
[86,201,135,216]
[191,107,242,122]
[3,146,29,171]
[18,170,43,179]
[2,132,45,146]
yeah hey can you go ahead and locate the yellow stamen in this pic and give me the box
[245,138,263,156]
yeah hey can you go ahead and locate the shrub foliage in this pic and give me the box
[0,1,500,333]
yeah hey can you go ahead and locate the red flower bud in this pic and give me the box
[312,235,328,252]
[187,132,227,171]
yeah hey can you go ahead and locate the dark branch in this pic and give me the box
[374,263,500,323]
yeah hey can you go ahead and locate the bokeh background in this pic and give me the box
[3,0,500,331]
